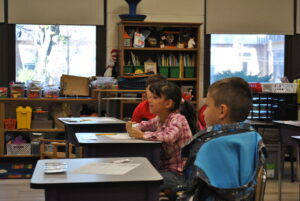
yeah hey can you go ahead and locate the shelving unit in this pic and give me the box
[0,97,97,158]
[248,93,298,121]
[118,21,202,114]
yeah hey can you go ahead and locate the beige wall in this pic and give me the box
[107,0,205,100]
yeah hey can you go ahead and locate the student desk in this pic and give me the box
[76,132,162,169]
[274,120,300,201]
[58,117,126,157]
[31,157,163,201]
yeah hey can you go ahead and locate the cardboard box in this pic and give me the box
[60,74,90,96]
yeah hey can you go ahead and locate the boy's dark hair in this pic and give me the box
[146,74,167,87]
[150,81,199,134]
[208,77,252,122]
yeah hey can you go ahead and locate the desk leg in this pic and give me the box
[98,92,102,116]
[297,147,300,181]
[278,141,282,201]
[106,99,110,117]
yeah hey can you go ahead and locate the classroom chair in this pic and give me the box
[39,139,82,159]
[186,131,266,201]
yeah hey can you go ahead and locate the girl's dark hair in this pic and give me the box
[149,81,199,134]
[179,101,199,135]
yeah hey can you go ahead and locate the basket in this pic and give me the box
[6,143,31,155]
[169,66,180,78]
[3,119,16,129]
[262,83,298,93]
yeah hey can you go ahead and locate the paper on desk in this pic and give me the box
[105,133,132,140]
[72,162,141,175]
[82,135,97,140]
[92,117,118,122]
[282,121,300,126]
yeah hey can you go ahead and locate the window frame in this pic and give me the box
[0,0,106,86]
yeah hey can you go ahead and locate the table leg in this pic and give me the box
[278,141,282,201]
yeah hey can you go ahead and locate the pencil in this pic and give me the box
[96,133,117,136]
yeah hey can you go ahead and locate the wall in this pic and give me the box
[107,0,205,101]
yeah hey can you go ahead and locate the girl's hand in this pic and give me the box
[126,121,144,139]
[129,127,144,139]
[126,121,133,133]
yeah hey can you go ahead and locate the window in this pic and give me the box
[210,34,285,84]
[16,24,96,86]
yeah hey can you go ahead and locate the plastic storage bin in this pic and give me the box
[0,87,8,98]
[16,106,32,129]
[158,66,169,78]
[33,110,48,120]
[169,66,180,78]
[124,65,133,74]
[44,85,60,98]
[184,66,195,78]
[10,82,25,98]
[27,81,42,98]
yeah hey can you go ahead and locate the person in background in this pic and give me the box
[131,74,167,123]
[181,77,266,201]
[126,82,197,200]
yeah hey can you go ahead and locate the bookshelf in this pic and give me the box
[118,21,202,114]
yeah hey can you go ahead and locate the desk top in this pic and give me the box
[273,121,300,127]
[75,132,162,144]
[31,157,163,189]
[291,136,300,141]
[245,120,276,127]
[58,117,126,125]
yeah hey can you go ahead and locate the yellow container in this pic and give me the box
[16,106,32,129]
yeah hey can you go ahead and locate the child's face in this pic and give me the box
[147,91,172,115]
[204,92,222,127]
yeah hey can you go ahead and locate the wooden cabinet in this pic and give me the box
[118,21,202,107]
[0,98,97,158]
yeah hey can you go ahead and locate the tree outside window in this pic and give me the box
[210,34,284,83]
[16,25,96,86]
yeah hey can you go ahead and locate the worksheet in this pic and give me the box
[72,162,140,175]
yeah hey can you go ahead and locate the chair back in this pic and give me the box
[193,131,264,200]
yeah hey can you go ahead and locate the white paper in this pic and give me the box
[72,162,141,175]
[105,133,132,140]
[282,121,300,126]
[82,135,97,140]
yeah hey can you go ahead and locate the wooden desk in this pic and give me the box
[58,117,126,157]
[76,132,162,169]
[31,157,163,201]
[274,121,300,201]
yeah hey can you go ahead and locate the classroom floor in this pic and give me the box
[0,178,298,201]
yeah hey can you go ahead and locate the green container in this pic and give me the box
[169,66,180,78]
[184,66,195,78]
[134,66,144,73]
[124,65,133,74]
[158,66,169,78]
